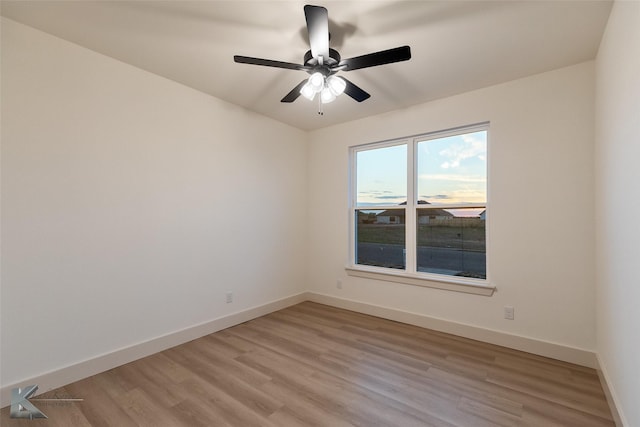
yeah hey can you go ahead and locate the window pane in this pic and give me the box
[356,209,405,269]
[417,131,486,204]
[416,208,486,278]
[356,144,407,207]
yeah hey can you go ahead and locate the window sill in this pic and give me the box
[345,266,496,296]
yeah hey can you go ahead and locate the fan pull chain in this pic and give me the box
[318,55,325,114]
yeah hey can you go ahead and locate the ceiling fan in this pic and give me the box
[233,4,411,114]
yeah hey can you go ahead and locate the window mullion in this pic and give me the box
[405,140,416,273]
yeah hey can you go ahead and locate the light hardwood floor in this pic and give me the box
[1,302,615,426]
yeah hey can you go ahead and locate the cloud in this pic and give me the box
[418,188,486,204]
[357,191,406,204]
[420,194,451,200]
[375,195,406,200]
[439,134,486,169]
[358,190,404,198]
[418,174,486,183]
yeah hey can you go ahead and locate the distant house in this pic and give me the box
[377,201,453,224]
[357,211,377,224]
[418,208,454,224]
[376,210,403,224]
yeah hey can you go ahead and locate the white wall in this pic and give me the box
[595,2,640,425]
[308,62,596,353]
[1,18,307,387]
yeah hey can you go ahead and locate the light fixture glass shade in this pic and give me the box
[308,72,324,92]
[300,82,316,100]
[320,87,336,103]
[326,75,346,96]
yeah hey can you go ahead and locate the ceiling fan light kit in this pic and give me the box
[234,4,411,115]
[300,74,345,102]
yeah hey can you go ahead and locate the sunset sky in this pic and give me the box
[356,130,487,213]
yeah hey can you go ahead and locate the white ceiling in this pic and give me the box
[1,1,612,131]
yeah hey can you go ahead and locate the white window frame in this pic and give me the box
[347,122,495,296]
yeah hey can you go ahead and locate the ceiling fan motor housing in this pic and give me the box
[304,48,341,74]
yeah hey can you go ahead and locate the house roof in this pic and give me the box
[378,201,453,218]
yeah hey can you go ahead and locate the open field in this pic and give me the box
[356,222,486,251]
[356,221,486,278]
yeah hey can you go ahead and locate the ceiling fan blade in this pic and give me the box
[338,46,411,71]
[281,80,308,103]
[342,77,371,102]
[304,5,330,61]
[234,55,308,71]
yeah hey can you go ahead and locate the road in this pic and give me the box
[357,242,486,277]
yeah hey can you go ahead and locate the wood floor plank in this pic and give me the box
[181,338,273,387]
[173,375,280,427]
[426,365,614,426]
[169,398,234,427]
[457,396,523,427]
[0,301,615,426]
[267,406,344,427]
[163,346,283,418]
[112,387,185,427]
[65,377,139,427]
[240,350,443,427]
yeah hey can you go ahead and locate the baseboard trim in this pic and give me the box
[0,292,307,408]
[306,292,598,369]
[596,354,627,427]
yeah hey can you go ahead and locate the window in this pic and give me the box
[349,123,490,293]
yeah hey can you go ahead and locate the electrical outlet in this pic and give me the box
[504,306,514,320]
[226,291,233,304]
[337,279,343,289]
